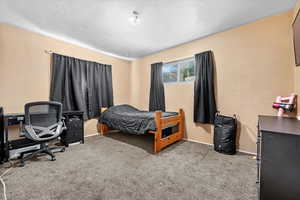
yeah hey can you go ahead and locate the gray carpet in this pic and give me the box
[0,132,257,200]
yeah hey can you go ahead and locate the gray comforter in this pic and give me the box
[99,104,177,135]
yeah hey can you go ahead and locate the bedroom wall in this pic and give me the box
[0,24,131,137]
[130,11,295,154]
[294,1,300,110]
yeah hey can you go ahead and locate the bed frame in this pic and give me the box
[97,108,185,153]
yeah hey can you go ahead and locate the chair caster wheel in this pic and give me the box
[51,157,56,161]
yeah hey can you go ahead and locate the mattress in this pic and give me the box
[99,104,177,135]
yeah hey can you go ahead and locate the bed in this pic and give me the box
[97,105,185,153]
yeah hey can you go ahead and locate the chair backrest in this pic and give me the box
[25,101,62,127]
[24,101,64,141]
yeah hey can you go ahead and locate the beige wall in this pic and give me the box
[130,11,295,153]
[294,1,300,110]
[0,24,131,136]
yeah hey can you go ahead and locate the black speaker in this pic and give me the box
[60,111,84,147]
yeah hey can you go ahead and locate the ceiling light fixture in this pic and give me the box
[130,11,140,26]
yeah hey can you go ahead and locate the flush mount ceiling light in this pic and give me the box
[129,11,141,26]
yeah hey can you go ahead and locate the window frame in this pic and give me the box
[162,57,195,84]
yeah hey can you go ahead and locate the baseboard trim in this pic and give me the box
[84,130,119,138]
[237,150,256,156]
[183,138,213,146]
[84,133,99,138]
[183,138,256,156]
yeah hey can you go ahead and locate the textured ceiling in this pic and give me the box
[0,0,297,60]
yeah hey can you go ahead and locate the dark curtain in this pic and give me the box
[50,53,113,120]
[149,62,165,112]
[194,51,217,124]
[87,63,113,118]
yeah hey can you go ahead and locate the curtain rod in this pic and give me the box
[44,50,112,66]
[164,50,212,64]
[44,50,53,54]
[164,56,194,64]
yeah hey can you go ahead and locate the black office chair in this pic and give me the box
[19,101,66,167]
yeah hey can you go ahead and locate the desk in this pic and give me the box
[0,113,25,162]
[0,111,84,163]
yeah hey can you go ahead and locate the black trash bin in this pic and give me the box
[213,112,237,155]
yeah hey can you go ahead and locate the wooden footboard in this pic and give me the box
[149,109,185,153]
[97,107,109,136]
[97,108,185,154]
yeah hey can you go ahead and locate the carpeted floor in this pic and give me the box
[0,132,257,200]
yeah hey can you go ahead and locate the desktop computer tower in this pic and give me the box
[0,107,4,162]
[60,111,84,146]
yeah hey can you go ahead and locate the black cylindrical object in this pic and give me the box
[213,113,237,155]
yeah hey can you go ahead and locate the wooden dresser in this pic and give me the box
[257,116,300,200]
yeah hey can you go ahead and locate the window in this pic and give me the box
[162,57,195,83]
